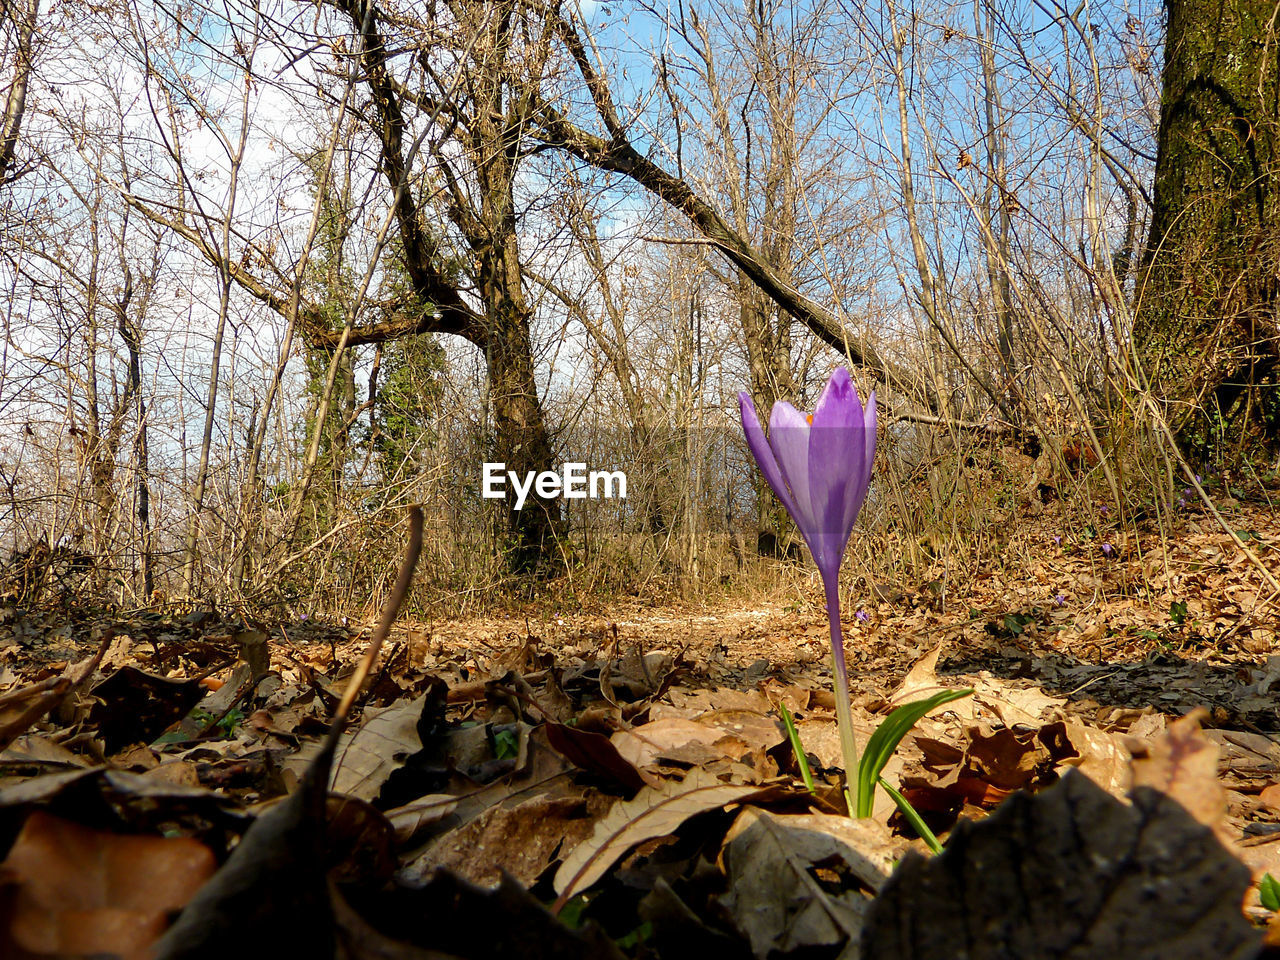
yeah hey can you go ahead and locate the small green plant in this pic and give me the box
[616,922,653,950]
[1260,873,1280,912]
[877,777,942,854]
[491,726,520,760]
[1169,600,1189,625]
[779,692,965,855]
[216,708,244,737]
[1003,612,1036,636]
[855,689,971,825]
[780,703,817,794]
[557,896,589,928]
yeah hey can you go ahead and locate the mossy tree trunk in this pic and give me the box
[461,0,563,576]
[332,0,563,577]
[1138,0,1280,457]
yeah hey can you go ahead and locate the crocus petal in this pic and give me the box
[810,366,856,422]
[810,372,866,527]
[768,400,819,535]
[807,369,870,576]
[739,392,802,522]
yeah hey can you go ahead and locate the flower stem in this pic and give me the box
[824,575,861,815]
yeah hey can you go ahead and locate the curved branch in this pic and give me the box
[535,14,936,410]
[121,193,486,348]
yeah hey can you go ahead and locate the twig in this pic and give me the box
[333,505,424,725]
[1065,670,1120,698]
[887,410,1039,448]
[596,622,621,710]
[66,628,115,699]
[52,628,116,726]
[638,235,725,246]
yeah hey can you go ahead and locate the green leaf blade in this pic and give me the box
[855,688,972,818]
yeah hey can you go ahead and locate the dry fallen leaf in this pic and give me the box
[1041,720,1130,796]
[722,806,903,893]
[403,794,587,888]
[887,644,949,706]
[384,794,461,845]
[718,807,905,958]
[970,675,1066,727]
[965,726,1047,791]
[553,767,770,905]
[1259,782,1280,814]
[612,717,732,768]
[0,678,71,752]
[286,695,427,802]
[544,721,651,791]
[1128,708,1227,841]
[0,811,215,960]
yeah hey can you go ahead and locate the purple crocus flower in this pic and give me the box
[1101,543,1114,558]
[1052,535,1062,546]
[855,609,870,623]
[1054,594,1066,606]
[739,368,876,589]
[740,367,875,788]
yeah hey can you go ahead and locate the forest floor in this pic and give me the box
[0,496,1278,957]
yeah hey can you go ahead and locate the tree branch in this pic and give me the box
[533,15,936,410]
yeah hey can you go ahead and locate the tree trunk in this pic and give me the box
[326,0,562,576]
[0,0,37,185]
[475,151,562,575]
[117,284,153,600]
[482,289,560,575]
[291,340,356,539]
[976,0,1016,391]
[1138,0,1280,455]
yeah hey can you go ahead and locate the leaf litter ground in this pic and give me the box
[0,501,1278,958]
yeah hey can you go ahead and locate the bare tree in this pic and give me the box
[528,6,935,412]
[125,0,571,576]
[323,0,566,573]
